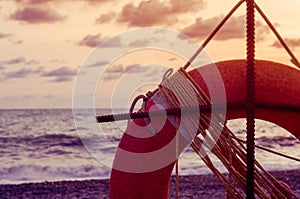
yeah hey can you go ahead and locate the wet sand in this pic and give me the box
[1,169,300,198]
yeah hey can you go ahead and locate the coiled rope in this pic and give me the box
[158,68,298,198]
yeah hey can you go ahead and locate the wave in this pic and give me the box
[0,164,110,184]
[256,135,298,147]
[0,134,83,148]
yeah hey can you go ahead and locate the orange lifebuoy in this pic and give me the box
[109,60,300,199]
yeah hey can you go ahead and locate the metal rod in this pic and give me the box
[254,2,300,69]
[183,0,246,70]
[96,103,300,123]
[245,0,256,198]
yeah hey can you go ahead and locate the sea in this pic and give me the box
[1,109,300,184]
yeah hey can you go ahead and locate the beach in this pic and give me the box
[1,169,299,199]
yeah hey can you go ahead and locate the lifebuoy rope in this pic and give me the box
[157,68,298,198]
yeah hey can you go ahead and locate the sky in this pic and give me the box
[0,0,300,109]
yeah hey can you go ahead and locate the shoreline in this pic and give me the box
[1,169,299,198]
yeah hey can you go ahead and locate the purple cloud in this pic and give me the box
[3,67,42,80]
[100,37,122,48]
[1,57,40,66]
[0,64,75,82]
[10,7,66,24]
[78,34,102,48]
[87,60,110,67]
[50,76,73,82]
[3,57,26,65]
[41,66,76,77]
[41,66,76,82]
[78,34,122,48]
[102,63,149,80]
[106,64,123,73]
[14,0,54,4]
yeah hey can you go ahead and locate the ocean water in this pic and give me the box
[0,109,300,184]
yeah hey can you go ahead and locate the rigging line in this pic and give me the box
[183,0,246,70]
[231,136,300,163]
[254,2,300,69]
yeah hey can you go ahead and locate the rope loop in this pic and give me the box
[129,95,148,113]
[162,68,174,81]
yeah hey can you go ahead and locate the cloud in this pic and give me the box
[0,33,12,39]
[85,0,111,4]
[2,57,26,65]
[86,60,110,67]
[106,64,145,73]
[25,59,39,65]
[78,34,122,48]
[106,64,123,73]
[78,34,102,48]
[124,63,146,73]
[128,39,152,47]
[95,11,116,24]
[102,63,151,81]
[14,0,111,5]
[0,57,40,66]
[50,76,73,82]
[41,66,76,82]
[41,66,76,77]
[10,7,66,24]
[100,37,122,47]
[181,15,269,41]
[118,0,206,27]
[14,0,54,5]
[2,67,42,80]
[271,38,300,49]
[0,64,75,82]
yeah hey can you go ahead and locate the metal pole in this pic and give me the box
[245,0,256,198]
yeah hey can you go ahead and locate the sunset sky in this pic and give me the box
[0,0,299,109]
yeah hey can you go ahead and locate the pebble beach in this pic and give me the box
[1,169,300,199]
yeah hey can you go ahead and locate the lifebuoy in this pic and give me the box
[109,59,300,199]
